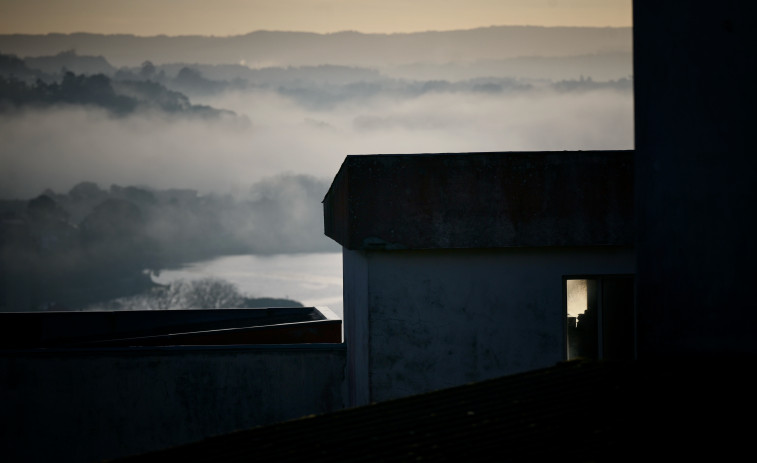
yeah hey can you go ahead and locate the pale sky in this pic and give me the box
[0,0,631,36]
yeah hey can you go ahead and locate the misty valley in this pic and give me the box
[0,178,337,311]
[0,27,633,312]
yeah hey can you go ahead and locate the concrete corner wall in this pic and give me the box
[634,2,757,356]
[344,246,633,404]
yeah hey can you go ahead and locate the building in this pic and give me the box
[323,150,635,406]
[115,1,757,460]
[633,0,757,357]
[1,306,342,348]
[0,307,346,463]
[3,1,757,461]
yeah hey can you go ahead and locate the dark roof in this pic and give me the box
[323,151,634,251]
[114,357,756,462]
[0,307,341,348]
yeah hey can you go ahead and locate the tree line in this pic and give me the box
[0,177,334,311]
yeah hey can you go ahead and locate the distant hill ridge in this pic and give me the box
[0,26,632,68]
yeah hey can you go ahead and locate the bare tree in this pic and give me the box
[178,277,244,308]
[87,277,246,310]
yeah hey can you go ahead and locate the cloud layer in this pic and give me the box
[0,84,633,199]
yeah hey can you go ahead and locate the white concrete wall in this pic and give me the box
[344,247,634,404]
[343,249,370,407]
[0,345,346,463]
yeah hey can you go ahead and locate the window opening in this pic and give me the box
[566,276,634,361]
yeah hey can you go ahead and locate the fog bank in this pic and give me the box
[1,85,632,199]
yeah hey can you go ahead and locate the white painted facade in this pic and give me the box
[344,246,634,406]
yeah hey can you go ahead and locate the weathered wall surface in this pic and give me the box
[345,247,633,403]
[325,151,634,251]
[343,249,370,407]
[0,345,346,463]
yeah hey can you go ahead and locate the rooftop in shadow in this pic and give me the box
[114,357,756,462]
[323,150,633,250]
[0,306,342,348]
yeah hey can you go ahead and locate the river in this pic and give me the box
[151,252,343,317]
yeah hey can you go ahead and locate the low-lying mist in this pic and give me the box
[0,83,633,199]
[0,31,634,311]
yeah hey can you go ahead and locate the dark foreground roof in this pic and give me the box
[323,151,634,250]
[0,307,341,348]
[114,357,756,462]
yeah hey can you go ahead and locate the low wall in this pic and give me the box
[1,344,346,463]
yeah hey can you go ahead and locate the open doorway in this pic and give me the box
[565,275,635,361]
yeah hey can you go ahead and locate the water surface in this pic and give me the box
[152,252,343,317]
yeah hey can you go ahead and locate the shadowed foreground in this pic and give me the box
[115,357,755,462]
